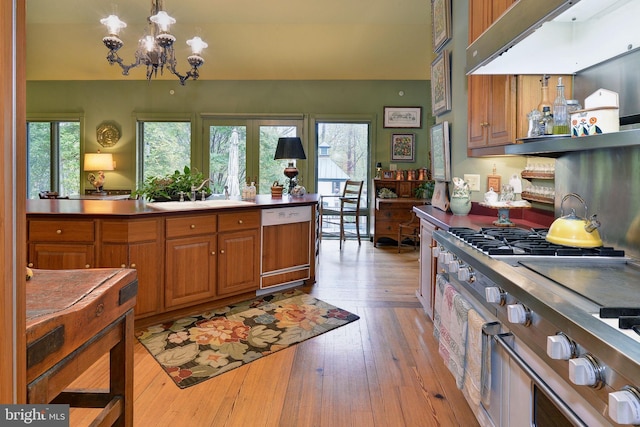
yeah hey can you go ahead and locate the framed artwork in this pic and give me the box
[391,133,415,162]
[430,121,451,182]
[431,50,451,116]
[431,0,452,53]
[383,106,422,128]
[487,175,501,192]
[382,170,395,180]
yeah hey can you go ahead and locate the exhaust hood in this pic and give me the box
[467,0,640,75]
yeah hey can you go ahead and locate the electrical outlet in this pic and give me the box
[464,174,481,192]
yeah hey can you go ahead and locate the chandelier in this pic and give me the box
[100,0,207,85]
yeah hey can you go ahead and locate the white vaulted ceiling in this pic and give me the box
[26,0,432,81]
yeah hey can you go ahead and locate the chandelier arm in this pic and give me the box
[106,51,143,76]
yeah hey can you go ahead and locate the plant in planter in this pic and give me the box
[414,180,435,199]
[134,166,212,202]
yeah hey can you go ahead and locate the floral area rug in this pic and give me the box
[136,290,360,388]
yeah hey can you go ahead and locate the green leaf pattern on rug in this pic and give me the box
[137,290,360,388]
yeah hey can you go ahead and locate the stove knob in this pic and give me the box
[432,246,440,258]
[507,303,531,325]
[457,266,475,283]
[547,334,575,360]
[568,355,603,388]
[442,252,454,264]
[448,259,460,273]
[609,387,640,425]
[485,287,504,304]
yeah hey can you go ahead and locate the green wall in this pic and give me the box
[27,80,432,193]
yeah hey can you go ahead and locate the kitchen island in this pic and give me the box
[27,194,320,325]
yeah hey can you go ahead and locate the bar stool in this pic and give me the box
[398,211,420,252]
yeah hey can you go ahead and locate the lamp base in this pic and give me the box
[283,163,299,195]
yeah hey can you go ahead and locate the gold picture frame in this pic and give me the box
[431,50,451,116]
[431,0,452,53]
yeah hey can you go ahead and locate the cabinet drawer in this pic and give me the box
[218,210,260,231]
[29,220,95,242]
[166,215,216,239]
[101,219,159,243]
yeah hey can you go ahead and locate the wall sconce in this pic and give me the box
[84,151,115,194]
[274,137,306,195]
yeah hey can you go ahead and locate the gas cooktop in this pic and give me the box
[448,226,626,257]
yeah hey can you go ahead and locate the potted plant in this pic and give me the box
[414,180,435,199]
[134,166,212,202]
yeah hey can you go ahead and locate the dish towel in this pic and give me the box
[463,308,490,407]
[433,274,471,389]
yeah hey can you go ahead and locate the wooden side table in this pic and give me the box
[26,268,138,427]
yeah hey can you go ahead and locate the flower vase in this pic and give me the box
[450,196,471,216]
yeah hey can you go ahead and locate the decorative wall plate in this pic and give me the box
[96,123,120,147]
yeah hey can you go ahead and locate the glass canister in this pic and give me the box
[567,99,582,114]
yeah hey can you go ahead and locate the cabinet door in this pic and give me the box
[218,229,260,296]
[418,220,437,319]
[100,241,162,317]
[29,243,94,269]
[165,236,217,308]
[468,75,491,148]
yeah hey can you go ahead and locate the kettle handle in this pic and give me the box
[560,193,588,218]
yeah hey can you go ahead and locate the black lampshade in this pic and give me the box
[274,137,306,160]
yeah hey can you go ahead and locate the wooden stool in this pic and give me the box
[398,211,420,252]
[26,268,138,427]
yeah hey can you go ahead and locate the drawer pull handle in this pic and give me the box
[211,251,215,255]
[84,264,90,268]
[220,249,225,254]
[28,263,33,268]
[238,219,243,224]
[56,229,62,234]
[190,224,196,229]
[120,264,126,268]
[130,263,136,268]
[95,303,104,317]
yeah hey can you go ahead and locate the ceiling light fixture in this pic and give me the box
[100,0,207,85]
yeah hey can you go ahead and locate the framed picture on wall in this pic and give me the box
[431,0,452,53]
[391,133,415,162]
[383,107,422,128]
[431,50,451,116]
[430,121,451,181]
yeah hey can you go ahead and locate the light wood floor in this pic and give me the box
[69,239,479,427]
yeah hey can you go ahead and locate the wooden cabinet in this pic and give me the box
[217,211,260,296]
[372,179,429,246]
[417,219,438,319]
[165,214,218,309]
[28,219,95,269]
[467,0,517,156]
[164,210,260,308]
[98,218,163,318]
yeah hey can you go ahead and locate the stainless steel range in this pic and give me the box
[433,226,640,427]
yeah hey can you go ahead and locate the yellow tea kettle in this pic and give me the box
[546,193,603,248]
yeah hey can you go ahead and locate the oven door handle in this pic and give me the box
[492,332,589,427]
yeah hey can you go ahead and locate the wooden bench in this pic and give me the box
[26,268,138,427]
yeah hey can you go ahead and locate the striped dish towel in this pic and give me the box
[463,308,488,406]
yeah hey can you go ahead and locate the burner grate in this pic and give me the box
[447,226,625,258]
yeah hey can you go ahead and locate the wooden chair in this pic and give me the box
[398,211,420,252]
[320,180,364,249]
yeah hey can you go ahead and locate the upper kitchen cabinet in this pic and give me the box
[467,0,516,157]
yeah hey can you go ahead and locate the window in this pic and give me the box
[316,120,371,237]
[139,121,192,183]
[26,120,81,198]
[203,117,303,197]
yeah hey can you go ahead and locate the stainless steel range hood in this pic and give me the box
[467,0,640,75]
